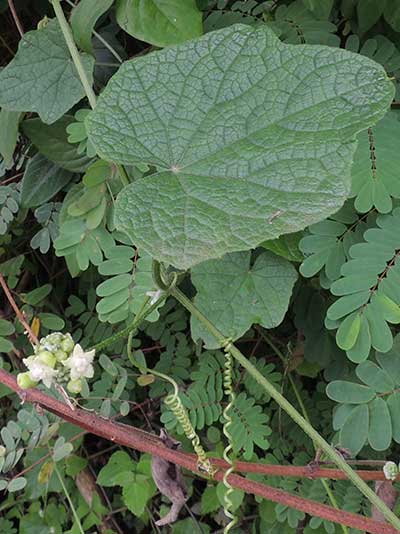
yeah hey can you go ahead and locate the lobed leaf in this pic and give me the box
[191,250,297,348]
[0,19,94,124]
[87,24,393,269]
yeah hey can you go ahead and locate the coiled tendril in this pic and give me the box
[222,339,238,533]
[153,369,215,476]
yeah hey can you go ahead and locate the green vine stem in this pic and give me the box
[260,331,349,534]
[157,273,400,531]
[49,0,129,188]
[91,293,164,352]
[53,458,85,534]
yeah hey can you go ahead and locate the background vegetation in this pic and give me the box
[1,0,400,532]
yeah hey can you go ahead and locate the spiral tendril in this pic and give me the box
[155,369,215,476]
[222,340,238,533]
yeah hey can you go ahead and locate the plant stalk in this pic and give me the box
[50,0,129,187]
[169,284,400,531]
[53,460,85,534]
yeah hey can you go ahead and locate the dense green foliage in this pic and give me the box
[1,0,400,532]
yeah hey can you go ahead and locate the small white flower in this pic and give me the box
[23,356,58,388]
[146,289,163,305]
[383,461,398,481]
[63,344,95,381]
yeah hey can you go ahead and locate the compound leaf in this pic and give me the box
[87,24,393,269]
[351,112,400,213]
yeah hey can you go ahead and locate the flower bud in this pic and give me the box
[36,351,57,368]
[61,335,74,353]
[0,445,6,457]
[17,372,38,389]
[383,461,398,481]
[54,349,68,361]
[67,379,82,394]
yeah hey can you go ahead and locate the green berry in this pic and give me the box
[61,336,74,353]
[36,350,56,368]
[67,379,82,394]
[54,349,68,361]
[17,372,38,389]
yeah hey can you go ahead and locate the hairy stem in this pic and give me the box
[91,294,164,352]
[0,273,38,346]
[50,0,97,109]
[0,367,396,534]
[260,330,349,534]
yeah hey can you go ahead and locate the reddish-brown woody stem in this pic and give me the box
[0,368,397,534]
[0,274,38,346]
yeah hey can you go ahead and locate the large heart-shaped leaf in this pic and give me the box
[87,24,393,269]
[190,250,298,349]
[0,19,94,125]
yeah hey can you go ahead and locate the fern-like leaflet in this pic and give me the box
[326,208,400,361]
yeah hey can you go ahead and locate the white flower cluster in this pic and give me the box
[383,460,399,481]
[17,332,95,394]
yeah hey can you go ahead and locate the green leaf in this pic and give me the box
[0,320,15,337]
[97,451,135,486]
[65,455,88,477]
[20,154,73,208]
[23,116,93,172]
[190,251,297,349]
[0,109,21,169]
[0,19,94,124]
[261,232,304,262]
[346,313,371,363]
[351,112,400,213]
[216,482,244,512]
[87,24,393,269]
[339,404,369,455]
[384,2,400,31]
[122,480,150,516]
[201,485,220,515]
[6,477,27,492]
[302,0,334,19]
[387,392,400,443]
[116,0,202,47]
[368,397,392,450]
[326,381,375,404]
[21,284,52,306]
[376,335,400,384]
[229,392,271,460]
[52,437,73,462]
[96,251,163,324]
[71,0,113,54]
[357,0,385,33]
[38,313,65,331]
[0,338,14,353]
[336,312,361,351]
[99,353,118,376]
[355,361,394,392]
